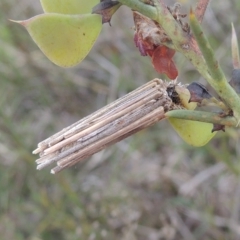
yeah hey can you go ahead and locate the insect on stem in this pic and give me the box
[33,79,178,173]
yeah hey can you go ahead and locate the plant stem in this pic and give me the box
[119,0,240,122]
[189,10,225,83]
[118,0,211,90]
[165,110,238,127]
[190,10,240,121]
[118,0,158,20]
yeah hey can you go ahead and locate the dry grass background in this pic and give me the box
[1,0,240,239]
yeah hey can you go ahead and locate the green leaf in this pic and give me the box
[40,0,99,14]
[168,85,216,147]
[16,13,102,67]
[169,118,216,147]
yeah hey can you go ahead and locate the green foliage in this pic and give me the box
[13,0,102,67]
[167,85,216,147]
[16,13,102,67]
[169,118,216,147]
[40,0,99,14]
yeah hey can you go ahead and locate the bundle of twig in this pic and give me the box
[33,79,180,174]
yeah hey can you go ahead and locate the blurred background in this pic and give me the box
[1,0,240,239]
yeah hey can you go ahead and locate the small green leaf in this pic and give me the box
[169,118,217,147]
[17,13,102,67]
[168,85,216,147]
[40,0,99,14]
